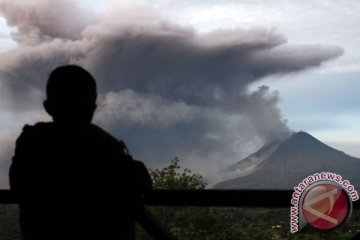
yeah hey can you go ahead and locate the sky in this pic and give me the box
[0,0,359,188]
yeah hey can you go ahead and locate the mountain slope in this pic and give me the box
[215,131,360,189]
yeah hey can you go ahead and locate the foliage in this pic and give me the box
[149,157,206,190]
[136,158,360,240]
[138,158,215,240]
[0,205,22,240]
[137,158,282,240]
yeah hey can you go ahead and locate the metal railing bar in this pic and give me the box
[1,189,359,208]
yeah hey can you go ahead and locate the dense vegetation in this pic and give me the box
[137,158,360,240]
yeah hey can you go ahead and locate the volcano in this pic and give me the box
[214,131,360,189]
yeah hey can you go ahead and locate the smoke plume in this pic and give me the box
[0,0,343,185]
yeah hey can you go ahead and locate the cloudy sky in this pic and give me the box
[0,0,359,188]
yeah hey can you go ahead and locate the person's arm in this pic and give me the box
[116,138,153,192]
[132,160,153,192]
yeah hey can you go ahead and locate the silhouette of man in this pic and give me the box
[9,65,152,240]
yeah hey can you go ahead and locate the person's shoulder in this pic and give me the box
[88,124,116,140]
[14,122,54,150]
[23,122,53,130]
[88,124,128,151]
[18,122,53,138]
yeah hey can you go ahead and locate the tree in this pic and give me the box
[137,158,217,240]
[149,157,206,190]
[150,158,215,239]
[137,158,358,239]
[137,158,276,240]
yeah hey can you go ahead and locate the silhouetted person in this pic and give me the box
[9,65,152,240]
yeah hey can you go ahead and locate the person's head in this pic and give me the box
[44,65,97,124]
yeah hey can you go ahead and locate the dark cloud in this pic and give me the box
[0,0,344,186]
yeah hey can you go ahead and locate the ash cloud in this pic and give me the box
[0,0,95,44]
[95,89,202,128]
[0,0,343,185]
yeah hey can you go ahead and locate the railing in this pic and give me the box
[1,189,360,239]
